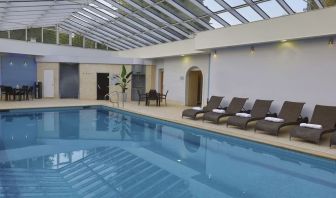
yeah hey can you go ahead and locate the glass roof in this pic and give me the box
[0,0,333,51]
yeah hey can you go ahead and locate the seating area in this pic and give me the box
[137,89,169,107]
[0,85,34,101]
[183,96,336,147]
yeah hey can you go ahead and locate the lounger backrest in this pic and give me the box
[278,101,305,122]
[251,99,273,118]
[203,96,223,111]
[310,105,336,129]
[226,97,248,114]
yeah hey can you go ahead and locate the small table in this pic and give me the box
[145,93,161,106]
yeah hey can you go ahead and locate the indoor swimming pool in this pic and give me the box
[0,106,335,198]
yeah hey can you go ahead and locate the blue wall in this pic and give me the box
[0,54,37,87]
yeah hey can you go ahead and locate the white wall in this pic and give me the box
[155,54,210,105]
[157,37,336,117]
[209,37,336,117]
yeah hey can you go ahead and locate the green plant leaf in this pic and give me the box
[125,71,133,79]
[121,65,126,78]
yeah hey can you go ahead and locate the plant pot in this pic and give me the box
[121,92,127,102]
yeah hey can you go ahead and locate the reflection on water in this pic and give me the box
[0,106,336,198]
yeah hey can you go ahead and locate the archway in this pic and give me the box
[185,67,203,106]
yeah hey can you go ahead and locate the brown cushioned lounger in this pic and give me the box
[331,133,336,147]
[255,101,305,136]
[182,96,223,119]
[289,105,336,144]
[203,97,248,124]
[227,99,273,129]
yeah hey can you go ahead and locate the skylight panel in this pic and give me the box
[225,0,246,7]
[77,12,92,20]
[71,15,89,23]
[236,6,263,22]
[258,0,287,18]
[218,12,242,26]
[284,0,307,13]
[83,8,108,21]
[209,17,223,28]
[202,0,224,12]
[96,0,118,10]
[89,3,117,18]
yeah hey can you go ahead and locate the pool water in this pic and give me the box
[0,106,335,198]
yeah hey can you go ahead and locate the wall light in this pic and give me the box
[213,50,217,58]
[328,38,334,47]
[250,46,255,55]
[181,54,185,57]
[24,61,28,67]
[9,61,13,66]
[281,39,287,43]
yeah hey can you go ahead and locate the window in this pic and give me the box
[0,31,8,39]
[43,27,56,44]
[85,38,96,48]
[27,28,42,42]
[59,32,70,45]
[97,42,107,50]
[10,29,26,41]
[72,33,83,47]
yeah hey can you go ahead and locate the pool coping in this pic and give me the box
[1,102,336,161]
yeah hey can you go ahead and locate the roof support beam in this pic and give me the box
[63,19,137,49]
[314,0,324,8]
[90,1,162,44]
[275,0,295,14]
[143,0,199,33]
[214,0,249,23]
[165,0,213,30]
[73,10,145,47]
[244,0,270,19]
[106,0,179,42]
[123,0,190,38]
[93,0,169,44]
[60,24,124,50]
[190,0,230,27]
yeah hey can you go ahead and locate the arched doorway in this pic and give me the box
[185,67,203,106]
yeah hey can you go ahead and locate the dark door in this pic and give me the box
[97,73,109,100]
[59,63,79,98]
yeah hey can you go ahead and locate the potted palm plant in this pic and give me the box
[112,65,132,102]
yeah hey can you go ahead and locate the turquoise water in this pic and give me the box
[0,106,335,198]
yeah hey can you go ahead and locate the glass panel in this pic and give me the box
[284,0,307,13]
[97,42,107,50]
[147,7,176,24]
[27,28,42,42]
[159,2,190,21]
[85,38,95,48]
[258,0,288,18]
[236,6,263,22]
[202,0,224,12]
[176,0,207,17]
[90,3,117,18]
[43,28,56,44]
[0,31,8,39]
[72,33,83,47]
[218,12,242,26]
[10,29,26,41]
[209,18,223,28]
[225,0,246,7]
[59,31,69,45]
[83,8,109,21]
[96,0,118,10]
